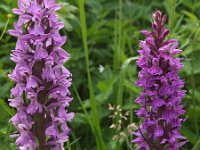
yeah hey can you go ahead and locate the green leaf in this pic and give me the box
[192,138,200,150]
[0,99,14,116]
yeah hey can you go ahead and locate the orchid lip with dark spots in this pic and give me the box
[132,10,187,150]
[9,0,74,150]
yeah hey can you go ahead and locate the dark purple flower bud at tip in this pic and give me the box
[132,10,187,150]
[9,0,74,149]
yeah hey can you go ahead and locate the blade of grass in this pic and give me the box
[113,0,123,72]
[0,14,12,41]
[66,137,81,149]
[192,138,200,150]
[0,99,15,116]
[72,85,95,133]
[191,43,199,136]
[114,1,123,149]
[165,0,177,36]
[77,0,106,149]
[113,11,118,71]
[70,131,81,150]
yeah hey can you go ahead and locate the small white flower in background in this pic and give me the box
[112,135,119,141]
[108,104,138,144]
[110,124,117,129]
[119,132,126,143]
[98,64,104,73]
[127,123,137,133]
[108,103,115,110]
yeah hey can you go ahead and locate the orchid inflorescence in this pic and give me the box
[133,10,187,150]
[9,0,74,149]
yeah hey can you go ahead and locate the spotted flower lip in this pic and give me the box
[9,0,74,149]
[132,10,187,150]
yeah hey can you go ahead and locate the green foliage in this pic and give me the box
[0,0,200,149]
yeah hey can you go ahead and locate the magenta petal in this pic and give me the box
[45,125,58,136]
[34,49,48,60]
[26,76,38,89]
[27,100,42,115]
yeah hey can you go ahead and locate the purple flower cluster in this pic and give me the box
[132,11,187,150]
[9,0,74,149]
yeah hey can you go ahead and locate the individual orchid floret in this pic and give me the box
[9,0,74,149]
[132,10,187,150]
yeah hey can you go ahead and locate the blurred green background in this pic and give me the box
[0,0,200,149]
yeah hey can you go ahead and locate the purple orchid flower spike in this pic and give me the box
[9,0,74,149]
[132,10,187,150]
